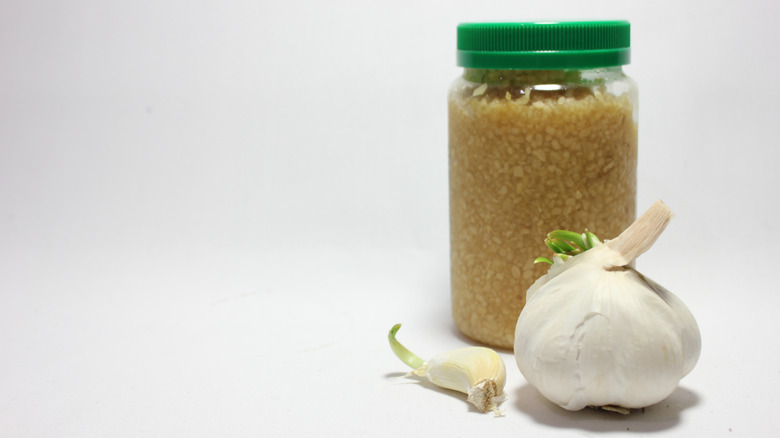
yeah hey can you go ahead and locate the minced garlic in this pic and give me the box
[448,69,637,349]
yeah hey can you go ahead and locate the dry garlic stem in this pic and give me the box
[603,199,674,267]
[515,200,701,412]
[388,324,506,413]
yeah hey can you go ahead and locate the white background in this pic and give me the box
[1,0,779,436]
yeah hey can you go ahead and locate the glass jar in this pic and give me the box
[449,22,638,349]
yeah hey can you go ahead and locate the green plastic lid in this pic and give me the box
[457,21,630,70]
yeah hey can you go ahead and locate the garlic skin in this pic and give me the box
[389,324,507,413]
[514,201,701,411]
[409,347,506,412]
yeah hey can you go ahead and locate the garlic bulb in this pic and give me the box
[514,201,701,412]
[388,324,506,413]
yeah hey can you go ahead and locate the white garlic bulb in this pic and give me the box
[514,201,701,412]
[389,324,506,413]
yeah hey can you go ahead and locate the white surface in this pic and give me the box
[2,0,780,436]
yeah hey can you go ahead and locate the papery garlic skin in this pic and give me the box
[515,245,701,411]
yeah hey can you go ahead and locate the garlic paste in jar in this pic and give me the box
[449,22,637,349]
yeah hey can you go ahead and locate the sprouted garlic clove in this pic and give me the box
[388,324,507,414]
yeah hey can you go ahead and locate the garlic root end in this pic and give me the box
[595,405,632,415]
[467,379,504,413]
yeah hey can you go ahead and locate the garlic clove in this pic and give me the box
[389,324,507,413]
[413,347,506,394]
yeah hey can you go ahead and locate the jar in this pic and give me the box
[449,21,638,349]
